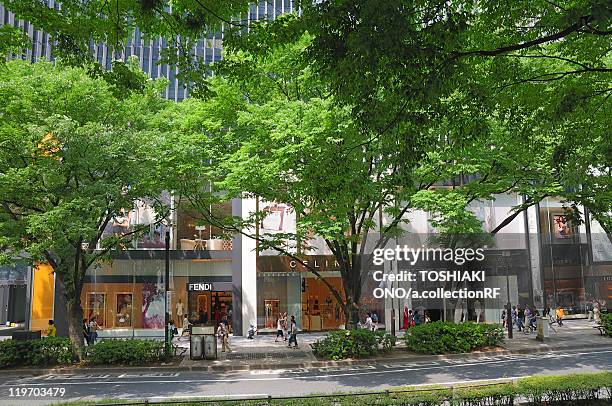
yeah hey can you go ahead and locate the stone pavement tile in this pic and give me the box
[175,320,612,370]
[501,319,611,351]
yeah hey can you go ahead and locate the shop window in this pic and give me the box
[176,201,232,250]
[99,195,172,250]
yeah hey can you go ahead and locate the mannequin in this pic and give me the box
[176,299,184,321]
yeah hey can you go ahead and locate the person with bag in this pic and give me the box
[217,321,231,352]
[288,315,298,348]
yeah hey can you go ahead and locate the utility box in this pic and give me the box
[190,335,204,360]
[190,326,216,360]
[203,334,218,360]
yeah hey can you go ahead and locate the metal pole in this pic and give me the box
[506,256,513,339]
[164,231,170,357]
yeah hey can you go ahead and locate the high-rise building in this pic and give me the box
[0,0,296,101]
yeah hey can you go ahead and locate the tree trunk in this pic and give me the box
[67,300,85,360]
[342,296,361,329]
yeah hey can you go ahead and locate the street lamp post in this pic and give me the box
[164,230,170,358]
[502,251,512,339]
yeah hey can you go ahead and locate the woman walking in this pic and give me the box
[275,314,284,342]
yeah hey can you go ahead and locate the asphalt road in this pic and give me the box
[1,347,611,405]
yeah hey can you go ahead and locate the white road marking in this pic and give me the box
[3,348,610,387]
[147,393,269,400]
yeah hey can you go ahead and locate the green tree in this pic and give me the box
[0,60,170,353]
[165,36,502,327]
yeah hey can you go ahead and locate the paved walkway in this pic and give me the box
[178,319,611,370]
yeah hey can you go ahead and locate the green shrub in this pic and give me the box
[86,339,164,366]
[452,383,515,406]
[0,337,77,368]
[517,372,612,403]
[375,329,397,351]
[600,313,612,337]
[311,329,396,360]
[404,322,504,354]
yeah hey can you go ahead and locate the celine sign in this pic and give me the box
[257,255,340,273]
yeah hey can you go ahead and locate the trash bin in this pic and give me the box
[536,316,549,341]
[203,334,217,360]
[190,335,204,360]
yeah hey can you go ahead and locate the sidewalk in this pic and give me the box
[3,320,610,375]
[177,319,611,371]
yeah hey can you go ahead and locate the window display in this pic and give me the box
[141,282,165,328]
[264,299,280,328]
[115,293,133,327]
[87,293,106,326]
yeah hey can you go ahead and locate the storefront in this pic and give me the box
[0,263,28,326]
[257,256,358,331]
[81,258,233,334]
[186,282,233,326]
[539,206,590,315]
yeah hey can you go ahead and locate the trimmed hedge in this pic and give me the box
[0,337,77,368]
[517,372,612,403]
[600,313,612,337]
[311,329,396,360]
[85,339,165,365]
[404,322,504,354]
[0,338,165,368]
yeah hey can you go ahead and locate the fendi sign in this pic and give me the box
[188,283,213,291]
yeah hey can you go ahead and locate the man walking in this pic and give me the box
[288,315,298,349]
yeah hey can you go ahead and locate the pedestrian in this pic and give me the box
[217,321,231,352]
[594,302,601,324]
[275,314,284,342]
[288,315,298,348]
[408,310,415,327]
[402,304,409,330]
[501,305,507,328]
[168,320,178,342]
[413,310,421,326]
[282,312,288,341]
[83,318,91,345]
[424,312,431,324]
[365,313,373,331]
[179,314,191,341]
[545,308,558,333]
[587,301,594,322]
[89,317,100,344]
[46,320,56,337]
[517,306,525,332]
[371,311,379,330]
[555,306,565,326]
[247,322,257,339]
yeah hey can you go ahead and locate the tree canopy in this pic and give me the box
[0,60,170,349]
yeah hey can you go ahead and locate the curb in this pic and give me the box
[3,342,611,376]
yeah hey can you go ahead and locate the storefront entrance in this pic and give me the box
[187,289,232,327]
[301,276,345,330]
